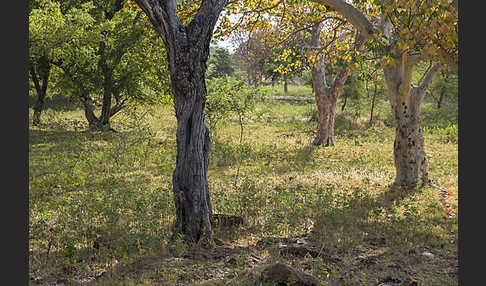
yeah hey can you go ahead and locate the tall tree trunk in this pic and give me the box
[169,37,213,245]
[383,57,442,186]
[171,81,212,243]
[135,0,227,243]
[99,69,114,130]
[312,85,337,146]
[30,57,50,126]
[310,24,333,146]
[97,41,114,131]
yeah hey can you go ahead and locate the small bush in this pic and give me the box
[206,76,266,139]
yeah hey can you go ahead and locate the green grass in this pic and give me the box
[29,85,458,285]
[260,84,314,98]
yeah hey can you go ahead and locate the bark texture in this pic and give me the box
[98,41,114,129]
[310,24,334,146]
[309,24,364,146]
[58,64,113,131]
[30,55,51,126]
[384,58,443,186]
[92,2,134,131]
[135,0,227,243]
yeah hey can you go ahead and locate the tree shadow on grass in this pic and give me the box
[209,138,323,177]
[308,182,458,282]
[29,127,157,150]
[29,129,111,145]
[313,183,452,252]
[420,103,458,130]
[29,171,175,285]
[29,93,81,112]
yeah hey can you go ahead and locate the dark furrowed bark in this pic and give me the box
[135,0,227,243]
[172,103,212,242]
[97,40,114,130]
[170,54,212,243]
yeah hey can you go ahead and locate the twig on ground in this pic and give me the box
[427,181,449,195]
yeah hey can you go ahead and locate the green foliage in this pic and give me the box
[205,76,264,138]
[342,75,363,104]
[29,0,98,101]
[428,67,459,107]
[30,0,98,65]
[207,47,235,79]
[301,70,313,89]
[31,0,172,120]
[259,84,313,99]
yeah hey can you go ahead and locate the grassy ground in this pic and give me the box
[29,85,458,285]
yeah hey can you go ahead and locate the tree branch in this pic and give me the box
[30,65,41,94]
[111,11,144,68]
[308,0,375,39]
[189,0,228,40]
[331,33,366,94]
[134,0,180,46]
[109,99,127,117]
[419,62,443,91]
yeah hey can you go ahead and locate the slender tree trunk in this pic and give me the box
[383,58,442,186]
[311,76,339,147]
[437,90,444,109]
[310,24,333,146]
[97,41,115,131]
[312,86,338,146]
[32,95,46,126]
[31,70,47,126]
[369,74,378,125]
[30,58,50,126]
[79,76,116,132]
[341,93,347,111]
[283,74,288,93]
[99,69,114,130]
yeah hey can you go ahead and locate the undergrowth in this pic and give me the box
[29,85,458,285]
